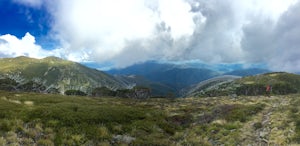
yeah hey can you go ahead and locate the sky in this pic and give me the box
[0,0,300,72]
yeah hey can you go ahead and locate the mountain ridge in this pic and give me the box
[0,56,132,94]
[185,72,300,97]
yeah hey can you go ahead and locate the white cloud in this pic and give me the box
[0,33,61,58]
[51,0,298,67]
[51,0,197,64]
[10,0,300,72]
[158,0,196,38]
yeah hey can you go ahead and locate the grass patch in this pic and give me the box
[289,96,300,143]
[223,103,265,122]
[0,91,296,145]
[0,91,176,145]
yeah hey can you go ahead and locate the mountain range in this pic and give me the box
[0,56,274,97]
[107,61,271,96]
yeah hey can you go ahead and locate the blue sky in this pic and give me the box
[0,0,300,72]
[0,1,51,44]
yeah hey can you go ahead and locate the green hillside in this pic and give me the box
[236,72,300,87]
[181,75,240,97]
[187,72,300,97]
[0,56,131,93]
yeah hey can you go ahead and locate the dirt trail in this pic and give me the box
[239,96,294,145]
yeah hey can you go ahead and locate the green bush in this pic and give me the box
[0,120,13,132]
[92,87,116,97]
[223,104,264,122]
[236,84,265,96]
[272,83,297,95]
[0,78,18,91]
[253,122,263,130]
[64,90,87,96]
[167,114,193,127]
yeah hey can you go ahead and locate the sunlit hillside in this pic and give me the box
[0,56,131,94]
[0,91,299,145]
[187,72,300,97]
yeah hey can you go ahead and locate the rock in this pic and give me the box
[259,131,268,138]
[261,138,269,144]
[262,119,269,125]
[267,112,272,116]
[112,135,136,144]
[230,94,238,99]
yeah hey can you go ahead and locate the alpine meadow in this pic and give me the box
[1,0,300,145]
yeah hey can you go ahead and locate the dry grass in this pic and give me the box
[24,101,34,106]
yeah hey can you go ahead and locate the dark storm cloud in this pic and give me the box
[185,0,243,63]
[241,1,300,71]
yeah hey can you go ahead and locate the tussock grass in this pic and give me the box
[0,91,298,145]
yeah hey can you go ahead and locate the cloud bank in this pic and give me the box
[3,0,300,72]
[0,32,62,58]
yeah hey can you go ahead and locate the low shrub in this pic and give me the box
[253,122,263,130]
[64,90,87,96]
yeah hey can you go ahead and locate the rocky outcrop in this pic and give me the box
[0,77,59,93]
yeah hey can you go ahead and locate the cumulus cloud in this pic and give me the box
[56,0,297,66]
[50,0,197,66]
[8,0,300,72]
[0,32,61,58]
[183,0,244,63]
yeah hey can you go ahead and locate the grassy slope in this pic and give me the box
[0,91,299,145]
[189,72,300,97]
[236,72,300,87]
[0,56,128,93]
[182,75,240,97]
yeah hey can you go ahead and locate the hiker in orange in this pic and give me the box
[266,85,271,97]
